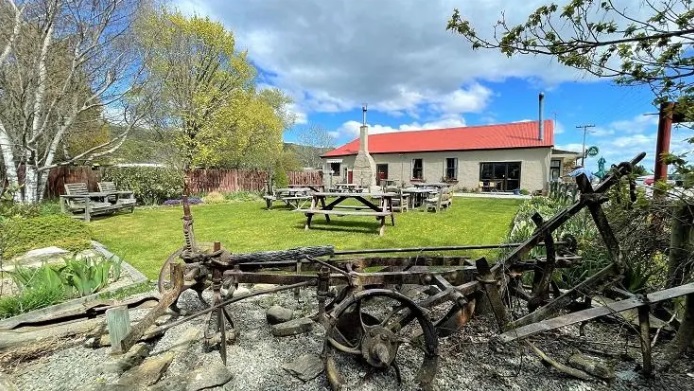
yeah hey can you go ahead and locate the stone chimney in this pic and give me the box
[352,105,377,188]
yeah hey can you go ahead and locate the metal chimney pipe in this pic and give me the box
[538,92,545,141]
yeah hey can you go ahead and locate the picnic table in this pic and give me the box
[335,183,361,193]
[296,192,396,236]
[288,184,324,192]
[402,187,435,209]
[263,187,313,209]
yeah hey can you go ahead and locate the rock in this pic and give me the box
[187,361,233,391]
[104,342,151,374]
[282,353,324,381]
[24,246,69,259]
[169,327,201,354]
[568,354,615,380]
[146,375,188,391]
[251,283,278,292]
[271,317,313,337]
[0,373,18,391]
[266,305,293,324]
[118,352,174,387]
[155,314,173,326]
[232,287,251,298]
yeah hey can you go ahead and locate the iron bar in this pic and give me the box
[150,280,315,334]
[332,242,565,256]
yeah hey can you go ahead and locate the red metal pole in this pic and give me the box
[654,102,674,183]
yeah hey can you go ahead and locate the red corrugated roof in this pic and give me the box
[322,120,554,157]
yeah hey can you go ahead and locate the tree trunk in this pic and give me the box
[23,164,40,204]
[664,202,694,366]
[667,202,694,288]
[0,127,19,192]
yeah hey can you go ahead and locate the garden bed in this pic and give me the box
[0,241,148,328]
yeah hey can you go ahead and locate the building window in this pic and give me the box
[445,158,458,180]
[479,162,522,191]
[329,162,341,175]
[412,159,423,180]
[550,159,561,181]
[376,164,389,182]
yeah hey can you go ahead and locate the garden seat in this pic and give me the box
[98,182,136,211]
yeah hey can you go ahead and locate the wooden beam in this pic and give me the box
[499,282,694,343]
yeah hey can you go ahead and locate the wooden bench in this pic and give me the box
[98,182,136,212]
[424,189,452,212]
[264,194,312,209]
[296,208,393,236]
[60,183,126,222]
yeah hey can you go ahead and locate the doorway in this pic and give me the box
[376,164,388,185]
[479,162,522,191]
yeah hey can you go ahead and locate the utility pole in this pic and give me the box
[576,124,595,166]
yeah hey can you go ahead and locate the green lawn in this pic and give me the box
[90,198,522,279]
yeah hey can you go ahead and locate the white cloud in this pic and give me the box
[338,116,467,137]
[285,103,308,125]
[171,0,654,118]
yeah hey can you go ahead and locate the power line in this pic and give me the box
[576,124,596,166]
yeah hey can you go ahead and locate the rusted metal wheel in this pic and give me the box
[157,246,186,293]
[324,289,439,391]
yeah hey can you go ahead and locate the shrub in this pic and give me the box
[504,183,670,293]
[224,191,262,202]
[162,196,203,206]
[102,167,184,205]
[0,254,123,318]
[0,283,67,319]
[520,189,530,195]
[202,191,226,204]
[0,215,92,259]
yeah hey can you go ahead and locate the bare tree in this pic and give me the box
[295,123,336,169]
[0,0,152,203]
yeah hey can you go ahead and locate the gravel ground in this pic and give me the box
[4,286,694,391]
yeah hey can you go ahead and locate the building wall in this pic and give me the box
[323,148,552,192]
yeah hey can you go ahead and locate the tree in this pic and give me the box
[447,0,694,365]
[0,0,152,203]
[294,123,336,169]
[136,8,295,175]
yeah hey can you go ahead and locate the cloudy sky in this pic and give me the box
[174,0,692,172]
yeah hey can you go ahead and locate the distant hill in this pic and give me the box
[284,142,332,169]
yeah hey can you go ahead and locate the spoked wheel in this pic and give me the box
[324,289,438,391]
[157,246,186,294]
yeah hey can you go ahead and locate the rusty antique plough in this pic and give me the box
[122,152,694,389]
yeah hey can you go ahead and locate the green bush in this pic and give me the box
[0,254,123,318]
[520,188,530,195]
[504,183,669,293]
[0,215,92,259]
[223,191,262,202]
[0,283,68,319]
[202,191,227,204]
[102,167,184,205]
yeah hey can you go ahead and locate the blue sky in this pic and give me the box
[174,0,693,173]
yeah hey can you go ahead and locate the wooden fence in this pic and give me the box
[37,166,323,198]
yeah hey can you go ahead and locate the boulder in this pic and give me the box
[266,305,293,325]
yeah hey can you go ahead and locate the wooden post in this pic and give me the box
[475,258,510,330]
[637,305,653,377]
[106,306,131,354]
[120,263,184,354]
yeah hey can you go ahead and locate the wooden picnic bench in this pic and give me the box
[263,187,312,209]
[296,192,395,236]
[423,188,452,212]
[98,182,136,212]
[60,183,132,222]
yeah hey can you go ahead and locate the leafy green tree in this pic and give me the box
[136,8,293,171]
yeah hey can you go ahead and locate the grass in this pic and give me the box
[89,198,522,279]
